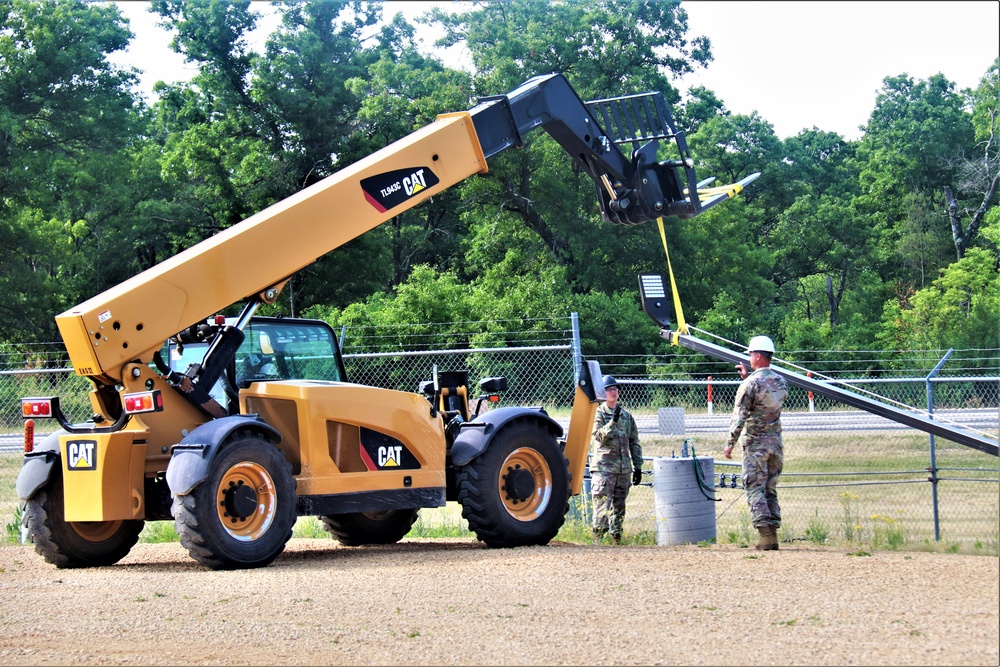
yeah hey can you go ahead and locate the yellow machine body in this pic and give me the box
[240,381,446,497]
[59,431,146,522]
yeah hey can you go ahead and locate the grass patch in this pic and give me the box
[139,521,179,543]
[1,429,996,554]
[293,516,328,539]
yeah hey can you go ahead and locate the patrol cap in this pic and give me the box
[602,375,618,388]
[747,335,775,354]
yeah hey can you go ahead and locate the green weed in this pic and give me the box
[840,491,861,542]
[139,521,179,543]
[293,516,327,539]
[4,504,23,544]
[409,509,472,539]
[870,514,906,550]
[804,509,829,544]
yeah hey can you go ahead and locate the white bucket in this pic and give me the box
[653,456,717,546]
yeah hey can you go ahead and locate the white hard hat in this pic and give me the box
[747,335,775,354]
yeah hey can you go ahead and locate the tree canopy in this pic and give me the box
[0,0,996,373]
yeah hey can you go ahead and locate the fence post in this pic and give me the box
[706,376,713,415]
[807,371,815,412]
[926,349,953,542]
[570,311,582,383]
[339,325,348,351]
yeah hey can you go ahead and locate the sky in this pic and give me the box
[112,0,999,141]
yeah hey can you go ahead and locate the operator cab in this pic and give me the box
[164,316,348,415]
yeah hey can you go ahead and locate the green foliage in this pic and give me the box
[4,505,23,544]
[139,521,180,544]
[804,510,829,545]
[0,0,996,376]
[877,248,1000,360]
[292,517,327,539]
[0,0,142,341]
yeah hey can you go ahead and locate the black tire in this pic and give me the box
[320,509,420,546]
[23,467,143,568]
[456,419,569,548]
[172,431,296,570]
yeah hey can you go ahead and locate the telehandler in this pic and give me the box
[17,73,752,569]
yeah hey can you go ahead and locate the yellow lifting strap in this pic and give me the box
[656,217,688,345]
[685,180,749,203]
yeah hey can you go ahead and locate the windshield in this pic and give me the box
[166,318,346,399]
[236,319,345,385]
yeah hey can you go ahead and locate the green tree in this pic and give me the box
[425,0,714,298]
[0,0,141,343]
[856,73,975,280]
[944,58,999,259]
[877,247,999,364]
[149,0,408,313]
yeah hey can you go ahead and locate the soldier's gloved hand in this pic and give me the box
[632,469,642,486]
[612,405,621,423]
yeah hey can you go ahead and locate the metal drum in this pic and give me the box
[653,456,717,545]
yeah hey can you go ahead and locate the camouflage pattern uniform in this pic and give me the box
[727,367,788,528]
[591,403,642,538]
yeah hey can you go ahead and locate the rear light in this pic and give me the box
[123,390,164,415]
[24,419,34,453]
[21,397,56,418]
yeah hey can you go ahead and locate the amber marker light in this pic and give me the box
[24,419,34,453]
[21,397,54,418]
[123,390,164,415]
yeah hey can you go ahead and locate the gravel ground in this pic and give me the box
[0,539,997,666]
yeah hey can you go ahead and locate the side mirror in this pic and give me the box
[479,376,507,393]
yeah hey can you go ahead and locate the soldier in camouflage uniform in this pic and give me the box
[591,375,643,544]
[723,336,788,551]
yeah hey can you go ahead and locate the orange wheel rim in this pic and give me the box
[497,447,552,521]
[216,461,277,541]
[71,520,123,542]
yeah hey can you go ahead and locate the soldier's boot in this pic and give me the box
[754,525,774,550]
[611,533,622,545]
[766,525,780,551]
[591,527,607,542]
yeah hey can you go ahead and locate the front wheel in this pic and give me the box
[23,468,143,568]
[172,431,296,569]
[320,509,419,546]
[456,419,569,547]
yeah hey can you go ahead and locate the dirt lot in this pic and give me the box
[0,539,997,666]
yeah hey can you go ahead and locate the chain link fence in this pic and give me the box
[2,316,998,549]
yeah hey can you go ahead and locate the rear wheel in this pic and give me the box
[24,468,143,568]
[456,420,569,547]
[172,432,296,569]
[320,509,419,546]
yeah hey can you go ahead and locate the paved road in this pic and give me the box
[4,408,996,454]
[628,408,1000,437]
